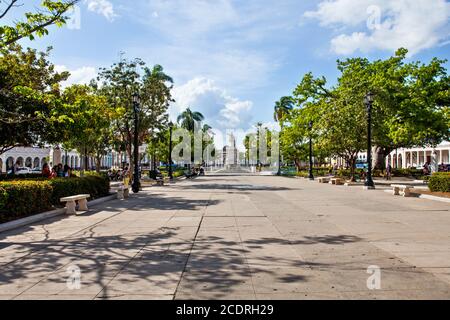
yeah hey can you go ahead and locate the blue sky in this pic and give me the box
[14,0,450,137]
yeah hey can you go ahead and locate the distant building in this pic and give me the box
[387,141,450,170]
[0,146,131,173]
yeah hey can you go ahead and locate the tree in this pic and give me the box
[274,96,294,125]
[56,84,116,172]
[0,44,69,155]
[274,96,294,172]
[177,108,204,132]
[97,58,174,177]
[0,0,79,48]
[288,49,449,176]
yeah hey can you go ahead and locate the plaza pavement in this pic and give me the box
[0,173,449,300]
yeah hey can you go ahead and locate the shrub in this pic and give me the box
[49,176,110,205]
[428,173,450,193]
[0,176,110,224]
[0,174,44,181]
[0,181,53,223]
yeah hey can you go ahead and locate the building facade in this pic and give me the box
[387,141,450,170]
[0,147,130,173]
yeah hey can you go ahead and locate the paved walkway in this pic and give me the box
[0,174,449,300]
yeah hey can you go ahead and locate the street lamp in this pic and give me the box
[132,92,141,194]
[364,92,375,189]
[168,121,174,181]
[308,121,314,181]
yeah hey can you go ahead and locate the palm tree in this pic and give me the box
[144,64,173,84]
[177,108,205,132]
[274,96,294,125]
[274,96,294,175]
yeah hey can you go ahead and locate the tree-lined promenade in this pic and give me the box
[273,49,449,179]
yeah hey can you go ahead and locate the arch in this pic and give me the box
[42,158,48,167]
[61,155,66,166]
[16,157,24,167]
[75,157,79,169]
[398,154,403,169]
[6,157,14,171]
[0,158,3,173]
[25,157,33,168]
[71,156,74,168]
[33,157,40,169]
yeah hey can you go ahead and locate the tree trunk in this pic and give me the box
[349,156,357,182]
[95,155,101,173]
[294,159,302,172]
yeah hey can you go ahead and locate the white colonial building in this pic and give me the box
[0,146,132,173]
[387,141,450,170]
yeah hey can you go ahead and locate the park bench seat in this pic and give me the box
[60,194,90,215]
[318,177,331,184]
[391,185,413,197]
[111,184,130,200]
[155,176,169,186]
[329,178,344,185]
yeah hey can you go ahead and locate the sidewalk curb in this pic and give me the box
[383,189,450,203]
[0,194,118,234]
[417,194,450,203]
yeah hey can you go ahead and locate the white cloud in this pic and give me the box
[171,77,254,131]
[85,0,117,22]
[305,0,450,56]
[55,65,97,88]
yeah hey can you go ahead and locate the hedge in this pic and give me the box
[0,181,53,222]
[428,173,450,193]
[0,176,110,224]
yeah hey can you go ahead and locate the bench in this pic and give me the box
[329,178,344,185]
[60,194,91,215]
[318,177,331,184]
[391,185,413,197]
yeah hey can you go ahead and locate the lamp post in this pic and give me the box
[364,92,375,189]
[308,121,314,181]
[168,122,174,180]
[132,93,141,194]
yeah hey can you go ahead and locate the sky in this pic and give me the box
[10,0,450,148]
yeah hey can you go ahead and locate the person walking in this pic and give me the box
[386,164,392,181]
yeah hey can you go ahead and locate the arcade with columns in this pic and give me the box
[387,141,450,169]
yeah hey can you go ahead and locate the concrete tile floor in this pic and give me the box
[0,174,449,300]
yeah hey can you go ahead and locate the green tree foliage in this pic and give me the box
[0,0,79,48]
[56,84,116,172]
[0,44,68,154]
[96,58,174,174]
[177,108,205,132]
[285,48,449,175]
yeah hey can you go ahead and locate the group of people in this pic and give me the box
[42,163,73,179]
[107,167,129,181]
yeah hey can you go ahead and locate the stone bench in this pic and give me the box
[111,185,130,200]
[60,194,91,215]
[155,177,169,186]
[329,178,344,185]
[391,185,413,197]
[318,177,331,184]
